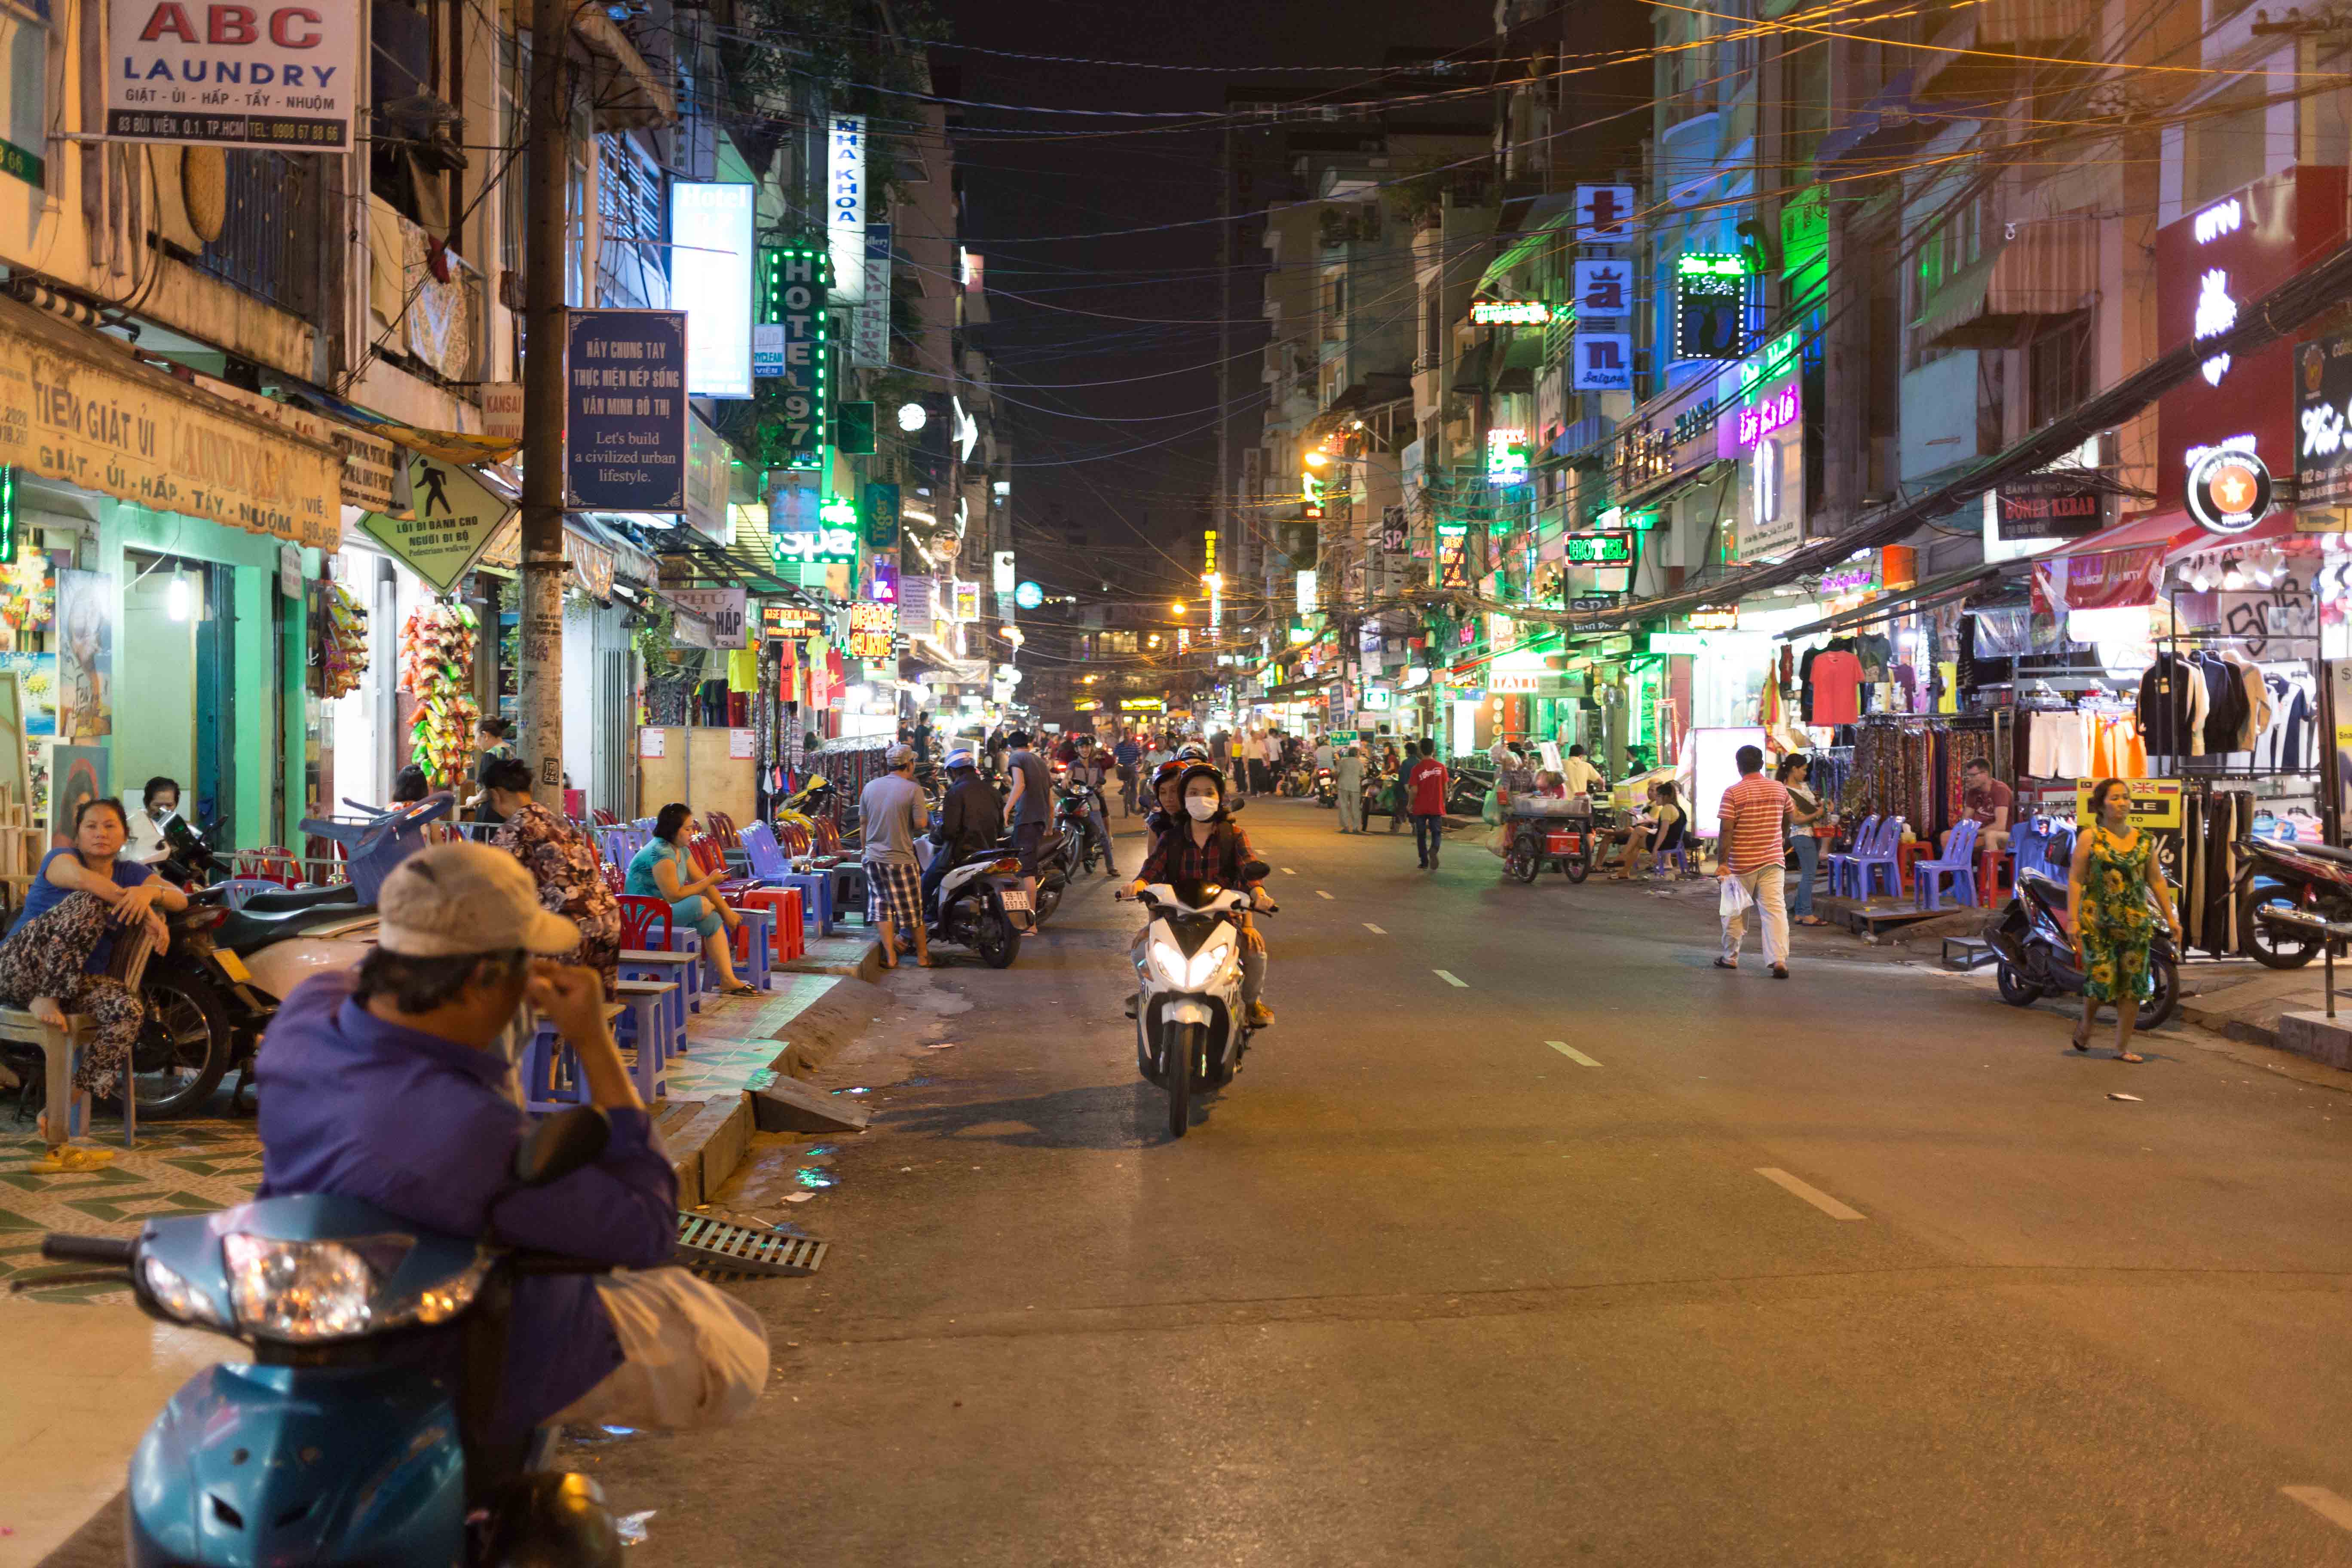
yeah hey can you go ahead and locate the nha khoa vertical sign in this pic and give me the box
[564,310,688,511]
[107,0,358,148]
[828,116,867,305]
[760,241,830,470]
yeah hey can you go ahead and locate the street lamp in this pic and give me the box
[1169,600,1187,616]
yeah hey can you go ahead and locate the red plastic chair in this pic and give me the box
[688,833,759,898]
[616,894,673,952]
[592,807,619,827]
[705,811,743,850]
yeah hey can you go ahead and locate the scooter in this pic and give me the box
[1984,869,2181,1029]
[924,842,1036,968]
[1125,863,1276,1139]
[1311,766,1337,808]
[2230,833,2352,968]
[29,1106,629,1567]
[1055,779,1109,873]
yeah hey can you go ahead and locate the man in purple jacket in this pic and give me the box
[256,842,767,1440]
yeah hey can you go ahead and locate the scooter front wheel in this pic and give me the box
[1995,961,2043,1007]
[1164,1021,1200,1139]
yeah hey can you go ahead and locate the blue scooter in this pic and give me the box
[33,1106,627,1566]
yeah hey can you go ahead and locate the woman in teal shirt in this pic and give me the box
[626,802,758,995]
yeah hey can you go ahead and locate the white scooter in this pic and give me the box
[919,839,1037,968]
[1123,861,1275,1139]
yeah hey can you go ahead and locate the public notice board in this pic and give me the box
[565,310,688,512]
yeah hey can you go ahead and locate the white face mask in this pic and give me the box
[1185,796,1219,822]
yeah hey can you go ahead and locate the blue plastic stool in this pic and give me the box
[612,981,676,1102]
[728,906,776,991]
[619,950,696,1052]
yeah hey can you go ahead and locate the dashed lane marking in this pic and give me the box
[1364,923,1387,934]
[1755,1168,1865,1221]
[1316,890,1333,900]
[2285,1487,2352,1533]
[1546,1041,1601,1067]
[1282,867,1298,875]
[1434,969,1468,988]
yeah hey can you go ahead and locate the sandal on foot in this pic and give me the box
[2118,1050,2145,1063]
[2070,1026,2093,1051]
[723,983,760,997]
[1713,957,1738,970]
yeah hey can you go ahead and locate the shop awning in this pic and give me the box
[1773,560,2012,641]
[0,290,342,548]
[1914,220,2098,349]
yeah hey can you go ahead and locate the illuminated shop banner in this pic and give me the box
[1471,300,1553,326]
[828,115,867,304]
[672,183,755,398]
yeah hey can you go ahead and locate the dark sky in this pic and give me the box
[933,0,1487,605]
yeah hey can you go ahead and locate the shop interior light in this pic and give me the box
[166,573,193,623]
[2220,557,2246,591]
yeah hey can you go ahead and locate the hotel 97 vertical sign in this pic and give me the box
[107,0,358,147]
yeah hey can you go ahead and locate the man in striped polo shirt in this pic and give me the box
[1715,744,1793,978]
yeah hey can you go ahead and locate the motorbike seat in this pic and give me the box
[238,882,362,914]
[2283,839,2352,866]
[214,900,378,953]
[2019,870,2069,909]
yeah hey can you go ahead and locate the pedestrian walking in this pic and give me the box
[2062,777,2182,1064]
[1779,753,1831,926]
[860,744,933,969]
[1406,738,1449,870]
[1715,745,1792,976]
[1001,729,1052,873]
[1334,741,1365,833]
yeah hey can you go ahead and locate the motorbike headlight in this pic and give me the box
[1185,929,1238,989]
[222,1233,386,1341]
[1149,939,1191,987]
[140,1254,230,1329]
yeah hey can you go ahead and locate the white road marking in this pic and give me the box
[1316,889,1333,900]
[2285,1487,2352,1532]
[1434,969,1468,988]
[1546,1040,1601,1067]
[1364,923,1387,934]
[1755,1168,1865,1221]
[1282,867,1298,875]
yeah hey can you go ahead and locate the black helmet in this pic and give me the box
[1175,761,1228,817]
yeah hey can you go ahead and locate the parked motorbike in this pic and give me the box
[1984,869,2180,1029]
[2230,834,2352,968]
[1124,863,1276,1139]
[925,843,1035,968]
[31,1106,629,1567]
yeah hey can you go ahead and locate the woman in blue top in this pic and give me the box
[625,802,758,996]
[2,797,188,1167]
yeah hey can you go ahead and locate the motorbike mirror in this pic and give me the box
[1240,859,1271,882]
[513,1106,610,1188]
[1226,795,1246,815]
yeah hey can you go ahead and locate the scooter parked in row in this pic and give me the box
[1124,863,1277,1139]
[30,1106,631,1567]
[2231,833,2352,968]
[923,842,1036,968]
[1984,869,2180,1029]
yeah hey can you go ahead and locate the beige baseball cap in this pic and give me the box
[375,842,581,959]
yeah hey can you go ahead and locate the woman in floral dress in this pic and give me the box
[2063,778,2181,1064]
[483,757,620,999]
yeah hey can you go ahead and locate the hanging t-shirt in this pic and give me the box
[1810,649,1864,725]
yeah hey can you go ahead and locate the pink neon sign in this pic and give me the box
[1733,380,1800,450]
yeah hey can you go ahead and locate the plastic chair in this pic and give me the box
[1913,819,1980,910]
[618,893,706,1015]
[705,811,743,850]
[1824,815,1880,899]
[743,821,834,936]
[1854,816,1907,900]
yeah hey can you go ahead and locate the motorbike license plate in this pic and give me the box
[999,891,1033,911]
[214,949,252,983]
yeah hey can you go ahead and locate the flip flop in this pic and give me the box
[29,1146,116,1173]
[1713,957,1738,970]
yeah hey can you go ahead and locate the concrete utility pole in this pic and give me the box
[517,0,572,796]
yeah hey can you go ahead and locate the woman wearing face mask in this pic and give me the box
[1126,763,1275,1026]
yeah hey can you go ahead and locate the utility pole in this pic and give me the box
[517,0,572,798]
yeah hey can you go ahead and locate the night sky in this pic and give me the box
[934,0,1488,609]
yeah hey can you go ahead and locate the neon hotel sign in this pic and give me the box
[1734,380,1799,449]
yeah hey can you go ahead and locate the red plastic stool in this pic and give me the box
[735,887,804,961]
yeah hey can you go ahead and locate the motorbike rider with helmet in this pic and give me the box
[1065,733,1121,878]
[925,748,1003,915]
[1126,761,1276,1027]
[1141,757,1190,840]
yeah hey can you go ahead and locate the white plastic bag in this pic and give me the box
[1718,873,1754,918]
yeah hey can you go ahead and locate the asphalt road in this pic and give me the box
[586,797,2352,1567]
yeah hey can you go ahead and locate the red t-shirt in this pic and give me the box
[1811,650,1864,725]
[1407,758,1449,815]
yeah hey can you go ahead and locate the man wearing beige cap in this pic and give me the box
[254,842,769,1439]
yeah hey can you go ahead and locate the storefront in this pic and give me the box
[0,291,340,854]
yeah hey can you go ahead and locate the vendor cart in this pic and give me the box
[1502,795,1605,885]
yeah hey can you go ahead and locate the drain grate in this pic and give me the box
[675,1212,828,1277]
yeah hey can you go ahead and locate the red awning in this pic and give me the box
[2165,507,2301,561]
[2033,510,2198,562]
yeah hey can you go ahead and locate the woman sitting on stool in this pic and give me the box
[625,802,759,996]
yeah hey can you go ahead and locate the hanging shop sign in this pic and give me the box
[762,601,826,641]
[1574,184,1636,244]
[1687,605,1739,631]
[2032,544,2167,615]
[1994,470,2109,542]
[1566,594,1618,612]
[952,579,980,621]
[106,0,359,149]
[0,298,339,546]
[1573,332,1632,391]
[359,455,514,591]
[683,414,732,545]
[853,223,894,368]
[769,492,860,569]
[662,587,747,649]
[759,240,829,469]
[1574,258,1632,319]
[2185,445,2274,534]
[1673,253,1749,361]
[2071,777,2184,830]
[1013,579,1044,610]
[1471,300,1553,326]
[2156,168,2347,511]
[828,115,867,304]
[2296,331,2352,507]
[1436,523,1472,590]
[1563,531,1632,565]
[863,481,900,550]
[865,559,899,606]
[1379,504,1409,555]
[564,309,687,511]
[1485,428,1531,485]
[671,182,754,399]
[847,601,896,661]
[992,550,1017,594]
